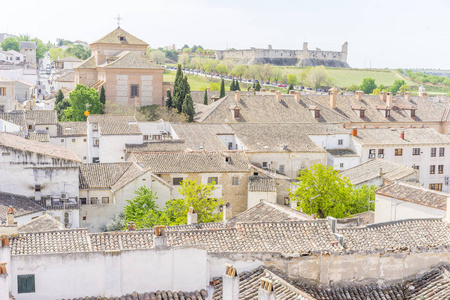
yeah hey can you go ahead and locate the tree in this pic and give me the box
[49,48,66,61]
[178,53,190,69]
[235,80,240,91]
[55,99,70,121]
[103,213,126,232]
[64,44,90,60]
[139,105,188,122]
[347,84,359,92]
[305,66,330,89]
[271,69,285,85]
[216,64,228,77]
[399,84,410,93]
[149,50,166,65]
[166,89,173,108]
[389,79,406,95]
[287,83,294,93]
[220,79,225,98]
[232,65,247,80]
[56,89,64,106]
[287,74,298,86]
[209,82,220,91]
[182,93,195,122]
[230,79,236,91]
[63,84,103,121]
[289,164,375,218]
[360,78,377,94]
[371,88,381,95]
[1,37,19,52]
[99,86,106,105]
[255,64,273,83]
[173,65,185,112]
[203,89,208,105]
[124,186,163,229]
[255,81,261,92]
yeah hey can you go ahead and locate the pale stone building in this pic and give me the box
[19,41,36,67]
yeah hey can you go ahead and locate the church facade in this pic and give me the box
[74,27,168,107]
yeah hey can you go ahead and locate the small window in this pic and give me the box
[314,110,320,119]
[338,139,343,146]
[82,216,87,221]
[28,125,32,130]
[232,176,239,185]
[430,165,436,174]
[18,274,35,294]
[439,148,445,157]
[279,165,285,173]
[2,152,10,156]
[130,84,139,98]
[153,135,162,140]
[90,197,99,204]
[93,138,99,147]
[412,148,420,156]
[359,110,365,118]
[369,149,376,159]
[143,135,149,141]
[438,165,444,174]
[83,156,87,160]
[412,165,420,171]
[411,110,416,118]
[340,163,344,168]
[228,142,233,150]
[378,149,384,155]
[92,157,100,163]
[80,198,87,205]
[208,177,219,185]
[83,138,87,142]
[102,197,110,204]
[385,110,390,118]
[431,148,436,157]
[262,162,268,168]
[173,177,183,185]
[395,149,403,156]
[35,185,41,192]
[45,127,49,130]
[61,139,64,142]
[429,183,443,191]
[119,36,126,42]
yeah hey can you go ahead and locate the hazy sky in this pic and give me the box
[2,0,449,69]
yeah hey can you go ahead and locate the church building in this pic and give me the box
[74,27,168,107]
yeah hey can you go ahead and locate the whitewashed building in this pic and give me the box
[50,122,88,162]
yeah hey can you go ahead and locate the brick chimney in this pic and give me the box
[396,91,403,96]
[400,131,405,140]
[249,88,255,92]
[260,88,266,92]
[355,91,364,101]
[187,207,198,225]
[351,128,358,137]
[206,87,210,92]
[235,91,240,101]
[258,277,276,300]
[294,91,300,102]
[126,222,135,231]
[6,207,14,226]
[269,89,276,93]
[386,92,393,107]
[405,92,411,101]
[329,88,337,109]
[223,202,232,221]
[222,264,239,300]
[289,90,295,95]
[275,91,282,102]
[153,225,167,249]
[380,91,387,102]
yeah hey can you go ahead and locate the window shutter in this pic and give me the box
[18,274,35,293]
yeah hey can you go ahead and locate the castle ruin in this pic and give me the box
[215,42,349,67]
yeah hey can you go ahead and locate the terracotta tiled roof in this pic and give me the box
[55,71,74,82]
[353,127,450,146]
[65,290,209,300]
[54,56,82,62]
[248,176,276,192]
[24,110,57,125]
[0,111,26,128]
[326,148,359,157]
[0,132,81,163]
[133,151,250,173]
[87,115,142,135]
[27,132,49,142]
[171,123,233,151]
[376,182,448,211]
[126,140,187,152]
[19,41,36,49]
[90,231,154,251]
[101,51,164,70]
[18,214,65,233]
[91,27,148,46]
[79,162,135,189]
[337,219,450,251]
[57,122,87,137]
[75,55,96,69]
[340,159,417,185]
[0,192,45,223]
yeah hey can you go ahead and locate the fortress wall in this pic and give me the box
[307,50,343,62]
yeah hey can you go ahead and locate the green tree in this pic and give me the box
[203,89,208,105]
[359,78,377,94]
[220,79,225,98]
[371,88,381,95]
[399,84,410,94]
[290,164,374,218]
[1,37,19,52]
[389,79,406,95]
[55,89,64,106]
[124,186,162,229]
[216,64,228,77]
[255,81,261,91]
[64,44,90,60]
[103,213,126,232]
[166,89,173,108]
[232,65,247,80]
[209,82,220,91]
[287,83,294,93]
[305,66,330,89]
[230,79,236,91]
[182,93,195,122]
[64,85,103,121]
[347,84,359,92]
[55,99,70,121]
[287,74,298,86]
[235,80,240,91]
[173,65,184,112]
[99,86,106,105]
[178,53,190,69]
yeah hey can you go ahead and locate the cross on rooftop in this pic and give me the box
[115,14,123,27]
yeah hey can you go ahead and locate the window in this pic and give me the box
[412,165,420,171]
[61,139,64,142]
[173,177,183,185]
[45,127,49,130]
[413,148,420,156]
[262,162,268,168]
[102,197,110,204]
[72,139,75,143]
[279,165,285,173]
[153,135,162,140]
[395,149,403,156]
[93,138,99,147]
[143,135,149,141]
[119,36,126,42]
[92,123,98,131]
[92,157,99,163]
[429,183,443,191]
[83,138,87,142]
[130,84,139,98]
[232,176,239,185]
[431,148,436,157]
[438,165,444,174]
[0,87,6,96]
[34,185,41,192]
[314,110,320,119]
[82,216,87,221]
[228,142,233,150]
[80,198,87,205]
[359,110,365,118]
[369,149,376,159]
[385,110,390,118]
[18,274,35,294]
[90,197,99,204]
[340,163,344,168]
[2,152,10,156]
[28,125,32,130]
[0,105,4,113]
[378,149,384,158]
[430,165,436,174]
[83,156,86,160]
[439,148,445,157]
[338,139,343,145]
[208,177,219,185]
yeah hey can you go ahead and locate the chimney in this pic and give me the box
[235,91,240,101]
[378,167,383,176]
[421,92,428,99]
[0,262,8,300]
[289,90,295,95]
[294,91,300,102]
[258,278,276,300]
[380,91,387,102]
[223,202,232,221]
[260,88,266,92]
[249,88,255,92]
[329,89,337,109]
[326,216,337,233]
[289,199,297,209]
[351,128,358,137]
[126,221,135,231]
[312,213,317,219]
[153,225,167,249]
[405,92,411,101]
[6,207,14,226]
[187,207,198,225]
[400,131,405,140]
[386,92,393,107]
[269,89,276,93]
[275,91,282,102]
[396,91,403,96]
[206,87,211,92]
[222,264,239,300]
[355,91,364,101]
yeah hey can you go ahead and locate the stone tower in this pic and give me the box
[341,42,348,63]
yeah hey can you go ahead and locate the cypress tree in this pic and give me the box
[219,79,225,98]
[235,80,240,91]
[182,93,195,122]
[166,89,173,108]
[203,89,208,105]
[288,83,294,94]
[56,89,64,105]
[255,81,261,91]
[99,86,106,105]
[173,64,184,112]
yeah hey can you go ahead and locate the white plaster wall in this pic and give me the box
[55,81,75,91]
[0,120,21,132]
[331,156,360,171]
[98,135,143,163]
[138,121,172,139]
[0,69,37,85]
[34,124,57,137]
[248,191,277,209]
[50,136,88,163]
[13,212,45,227]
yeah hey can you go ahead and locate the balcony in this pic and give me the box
[35,197,80,210]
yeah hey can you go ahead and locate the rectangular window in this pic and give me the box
[431,148,436,157]
[80,198,87,205]
[279,165,285,173]
[0,105,4,113]
[232,176,239,185]
[92,157,99,163]
[412,148,420,156]
[153,135,162,140]
[102,197,110,204]
[143,135,149,141]
[34,185,41,192]
[173,177,183,185]
[359,110,365,118]
[429,183,443,191]
[439,148,445,157]
[18,274,35,294]
[93,138,99,147]
[262,162,268,168]
[385,110,390,117]
[438,165,444,174]
[130,84,139,98]
[395,149,403,156]
[0,87,6,96]
[2,152,10,156]
[228,142,233,150]
[208,177,219,185]
[338,139,343,145]
[314,110,320,119]
[90,197,99,204]
[340,163,344,168]
[378,149,384,158]
[28,125,32,130]
[430,165,436,174]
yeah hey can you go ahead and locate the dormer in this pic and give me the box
[118,35,127,43]
[399,104,417,118]
[309,105,321,119]
[376,105,391,118]
[351,105,366,118]
[229,105,240,120]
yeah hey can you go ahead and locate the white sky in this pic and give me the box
[2,0,449,69]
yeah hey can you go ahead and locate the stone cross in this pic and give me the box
[115,14,123,27]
